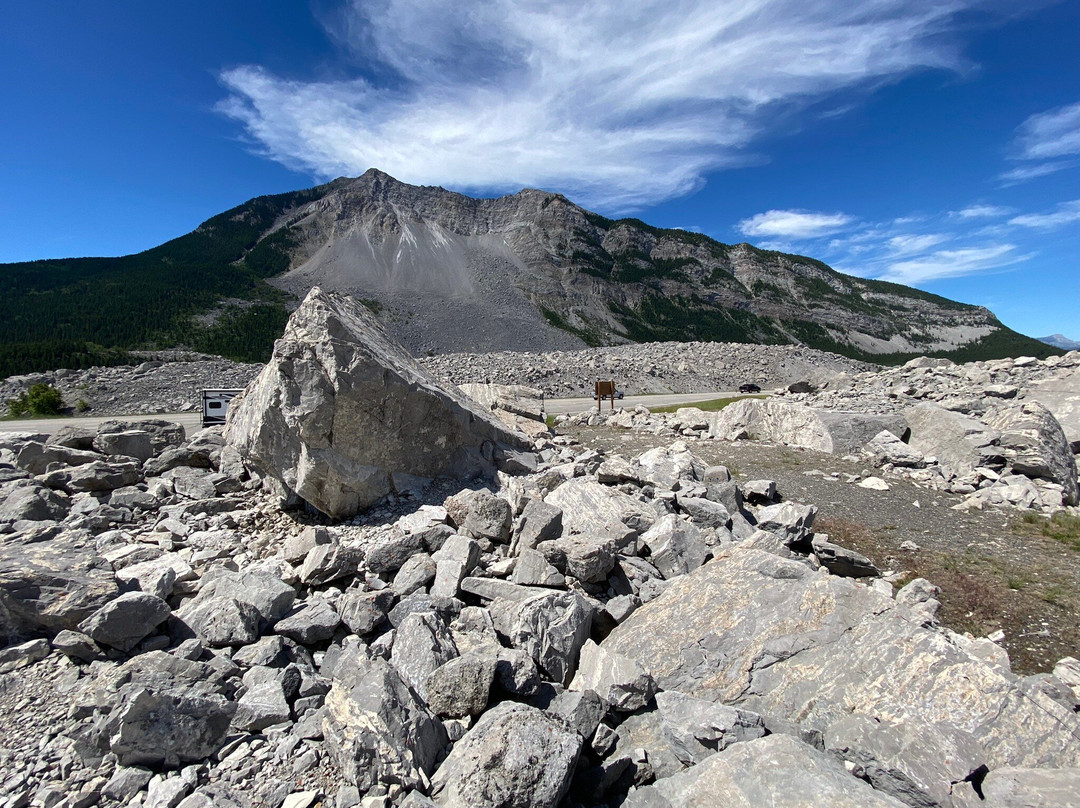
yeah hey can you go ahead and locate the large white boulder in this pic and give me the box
[224,288,527,518]
[710,399,907,454]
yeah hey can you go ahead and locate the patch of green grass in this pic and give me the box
[1042,584,1069,607]
[648,394,767,414]
[1012,511,1080,551]
[1007,576,1029,591]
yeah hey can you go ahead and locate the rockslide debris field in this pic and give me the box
[1,290,1078,807]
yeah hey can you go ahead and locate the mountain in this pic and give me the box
[1039,334,1080,351]
[0,169,1058,376]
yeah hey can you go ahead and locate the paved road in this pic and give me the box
[544,391,738,415]
[0,391,737,435]
[0,412,204,436]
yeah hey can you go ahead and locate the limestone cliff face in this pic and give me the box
[241,169,1016,358]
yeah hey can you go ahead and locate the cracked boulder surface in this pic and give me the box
[604,546,1080,808]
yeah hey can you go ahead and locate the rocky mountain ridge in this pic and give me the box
[263,170,1045,360]
[0,170,1057,378]
[1041,334,1080,351]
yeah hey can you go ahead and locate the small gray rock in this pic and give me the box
[391,610,459,700]
[339,588,395,635]
[429,702,582,808]
[424,655,497,718]
[284,526,333,565]
[462,493,513,543]
[174,596,261,647]
[79,592,171,652]
[392,553,437,596]
[570,639,656,712]
[275,600,341,644]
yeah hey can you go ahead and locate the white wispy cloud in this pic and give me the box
[738,209,854,239]
[886,233,949,255]
[880,244,1021,284]
[747,200,1050,284]
[1008,199,1080,229]
[1001,101,1080,184]
[1015,102,1080,160]
[218,0,992,210]
[950,204,1012,219]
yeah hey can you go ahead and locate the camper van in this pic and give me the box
[201,389,243,427]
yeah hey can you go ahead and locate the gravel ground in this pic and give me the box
[565,422,1080,675]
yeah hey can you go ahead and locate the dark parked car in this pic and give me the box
[738,383,761,394]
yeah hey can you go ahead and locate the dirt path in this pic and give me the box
[566,423,1080,675]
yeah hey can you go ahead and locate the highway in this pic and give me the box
[0,391,736,436]
[543,391,737,415]
[0,411,205,436]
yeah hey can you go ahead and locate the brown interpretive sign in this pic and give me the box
[595,380,617,411]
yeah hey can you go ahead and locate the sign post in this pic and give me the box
[595,380,616,412]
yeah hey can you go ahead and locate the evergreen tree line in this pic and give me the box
[0,184,331,376]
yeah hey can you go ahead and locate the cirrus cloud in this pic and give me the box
[218,0,998,211]
[1008,199,1080,229]
[1001,101,1080,185]
[879,244,1022,284]
[738,209,855,239]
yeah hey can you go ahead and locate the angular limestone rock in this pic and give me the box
[0,530,118,638]
[429,702,581,808]
[458,383,550,439]
[981,766,1080,807]
[545,478,654,544]
[654,690,766,766]
[622,735,906,808]
[570,639,656,712]
[224,287,527,519]
[1026,368,1080,452]
[79,592,172,652]
[985,400,1078,505]
[604,548,1080,808]
[905,403,1002,475]
[711,399,908,455]
[491,590,593,685]
[323,647,447,792]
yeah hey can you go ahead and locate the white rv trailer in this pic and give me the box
[201,389,244,427]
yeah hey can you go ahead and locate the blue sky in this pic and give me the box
[1,1,1077,340]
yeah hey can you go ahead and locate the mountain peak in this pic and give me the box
[1039,334,1080,351]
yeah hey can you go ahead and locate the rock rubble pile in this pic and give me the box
[3,414,1080,807]
[2,303,1079,806]
[562,351,1080,515]
[2,340,870,418]
[421,341,874,398]
[0,359,262,417]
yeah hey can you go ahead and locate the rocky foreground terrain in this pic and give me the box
[1,289,1079,808]
[563,350,1080,514]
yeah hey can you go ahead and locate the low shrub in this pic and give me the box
[7,383,65,416]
